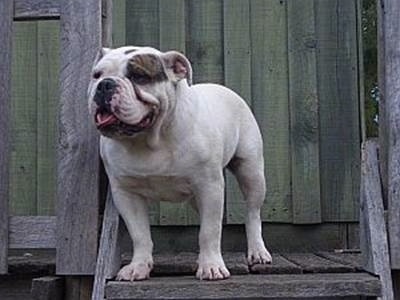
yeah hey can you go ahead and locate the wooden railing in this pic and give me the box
[0,0,111,277]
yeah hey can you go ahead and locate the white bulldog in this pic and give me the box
[88,46,272,281]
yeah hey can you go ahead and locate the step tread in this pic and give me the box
[105,273,380,299]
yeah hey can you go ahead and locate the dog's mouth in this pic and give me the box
[95,109,155,135]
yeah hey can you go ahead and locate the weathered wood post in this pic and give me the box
[57,1,102,296]
[378,0,400,270]
[0,0,13,275]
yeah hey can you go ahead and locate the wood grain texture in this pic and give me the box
[92,191,121,300]
[37,21,59,215]
[125,0,160,224]
[11,21,38,216]
[158,0,191,225]
[111,0,126,47]
[288,0,321,224]
[105,273,381,299]
[65,277,93,300]
[102,0,112,47]
[282,253,354,273]
[14,0,60,20]
[223,0,251,224]
[384,0,400,270]
[31,276,64,300]
[250,0,292,223]
[360,140,394,299]
[57,0,101,275]
[187,0,224,85]
[316,0,360,222]
[0,0,12,275]
[9,216,56,249]
[377,0,388,207]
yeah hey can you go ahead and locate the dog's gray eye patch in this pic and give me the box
[126,54,167,84]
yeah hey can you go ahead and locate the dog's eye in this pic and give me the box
[93,71,102,79]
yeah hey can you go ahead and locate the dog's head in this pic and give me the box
[88,46,192,139]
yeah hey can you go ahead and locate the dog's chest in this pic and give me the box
[120,175,194,202]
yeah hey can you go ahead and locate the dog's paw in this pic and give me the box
[196,258,230,280]
[247,245,272,265]
[116,261,153,281]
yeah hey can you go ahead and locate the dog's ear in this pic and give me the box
[92,47,111,68]
[161,51,193,86]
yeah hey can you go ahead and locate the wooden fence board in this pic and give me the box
[223,0,251,224]
[14,0,60,20]
[37,21,59,215]
[11,22,38,216]
[112,0,126,47]
[187,0,224,85]
[57,0,101,275]
[158,0,190,225]
[125,0,160,225]
[288,0,321,224]
[0,0,13,275]
[360,140,394,299]
[317,0,360,222]
[385,0,400,270]
[9,216,56,248]
[250,0,292,223]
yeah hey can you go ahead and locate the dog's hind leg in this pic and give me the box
[228,152,272,265]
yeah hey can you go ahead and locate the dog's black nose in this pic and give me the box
[94,78,117,110]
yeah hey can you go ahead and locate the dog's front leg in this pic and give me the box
[195,176,230,280]
[110,185,153,281]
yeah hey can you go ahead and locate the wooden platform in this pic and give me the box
[105,252,381,299]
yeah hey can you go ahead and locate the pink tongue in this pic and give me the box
[96,113,118,127]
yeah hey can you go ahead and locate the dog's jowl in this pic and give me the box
[88,46,272,281]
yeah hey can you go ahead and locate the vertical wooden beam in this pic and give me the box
[288,0,321,224]
[223,0,251,224]
[250,0,291,223]
[384,0,400,270]
[0,0,13,275]
[102,0,112,47]
[377,0,388,206]
[57,0,101,275]
[360,140,394,299]
[91,191,121,300]
[112,0,126,47]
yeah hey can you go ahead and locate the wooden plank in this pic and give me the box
[360,140,394,299]
[187,0,224,84]
[9,216,56,249]
[31,276,64,300]
[223,0,251,224]
[250,253,302,274]
[57,0,101,275]
[102,0,112,47]
[125,0,160,224]
[0,0,13,275]
[356,0,366,143]
[105,273,381,299]
[377,0,388,206]
[158,0,190,225]
[112,0,126,47]
[385,0,400,271]
[318,252,363,271]
[282,253,354,273]
[11,21,38,216]
[316,0,360,222]
[36,21,59,215]
[92,191,121,300]
[14,0,60,20]
[287,0,321,224]
[65,277,93,300]
[250,0,292,223]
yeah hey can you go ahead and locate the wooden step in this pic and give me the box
[105,273,380,299]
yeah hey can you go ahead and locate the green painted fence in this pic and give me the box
[10,0,362,226]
